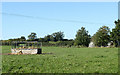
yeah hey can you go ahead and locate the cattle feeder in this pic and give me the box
[11,41,42,54]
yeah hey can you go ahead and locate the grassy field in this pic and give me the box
[2,46,118,73]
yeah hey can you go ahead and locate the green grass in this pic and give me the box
[2,46,118,73]
[49,41,60,44]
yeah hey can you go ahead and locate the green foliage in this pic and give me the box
[20,36,26,41]
[74,27,91,47]
[110,19,120,47]
[2,46,118,73]
[38,31,64,42]
[1,36,26,46]
[38,38,45,42]
[92,26,110,47]
[44,35,52,42]
[55,41,74,47]
[49,41,60,44]
[39,41,74,47]
[42,42,55,46]
[19,44,25,47]
[51,31,64,41]
[28,32,37,41]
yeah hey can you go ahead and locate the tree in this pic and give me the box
[51,31,64,41]
[110,19,120,47]
[92,26,110,47]
[28,32,37,41]
[20,36,26,41]
[74,27,91,47]
[44,35,51,42]
[38,38,45,42]
[50,35,54,41]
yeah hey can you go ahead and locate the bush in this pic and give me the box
[41,41,74,47]
[42,42,55,46]
[55,41,74,47]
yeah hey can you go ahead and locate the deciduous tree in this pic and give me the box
[74,27,91,47]
[28,32,37,41]
[110,19,120,47]
[92,26,110,47]
[51,31,64,41]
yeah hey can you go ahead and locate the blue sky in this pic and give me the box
[2,2,118,40]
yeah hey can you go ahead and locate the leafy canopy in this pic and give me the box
[92,26,110,47]
[74,27,91,47]
[110,19,120,47]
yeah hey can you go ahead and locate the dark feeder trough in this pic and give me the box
[11,41,42,54]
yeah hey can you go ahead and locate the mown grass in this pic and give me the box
[2,46,118,73]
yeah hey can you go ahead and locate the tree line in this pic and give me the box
[1,19,120,47]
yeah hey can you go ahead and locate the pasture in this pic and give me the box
[2,46,118,73]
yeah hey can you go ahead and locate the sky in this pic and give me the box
[2,2,118,40]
